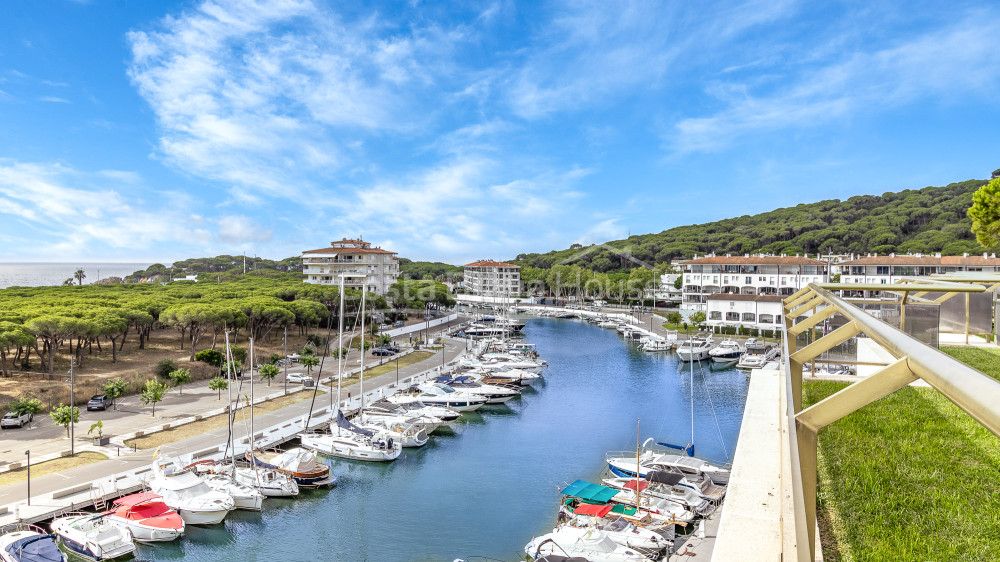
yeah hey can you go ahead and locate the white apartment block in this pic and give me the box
[838,252,1000,299]
[302,238,399,294]
[464,260,521,297]
[680,255,829,311]
[706,294,784,331]
[647,273,682,303]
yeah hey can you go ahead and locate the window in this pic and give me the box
[725,312,740,321]
[742,312,756,322]
[892,266,915,276]
[758,314,774,324]
[709,311,722,320]
[745,276,752,284]
[876,266,890,275]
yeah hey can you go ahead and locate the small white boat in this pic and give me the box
[641,339,672,352]
[233,465,299,497]
[0,527,66,562]
[606,442,731,485]
[357,414,430,448]
[675,333,714,362]
[558,514,670,551]
[525,526,650,561]
[146,462,235,525]
[736,339,779,370]
[709,338,744,363]
[50,513,136,560]
[199,472,264,511]
[105,493,185,542]
[602,475,711,515]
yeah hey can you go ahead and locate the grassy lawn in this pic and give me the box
[940,346,1000,378]
[0,452,107,487]
[806,378,1000,561]
[125,390,321,449]
[358,351,434,379]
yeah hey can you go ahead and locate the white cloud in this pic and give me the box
[217,214,273,245]
[505,0,797,118]
[669,12,1000,152]
[0,161,209,259]
[39,96,71,104]
[126,0,470,199]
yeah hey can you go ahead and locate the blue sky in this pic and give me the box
[1,0,999,265]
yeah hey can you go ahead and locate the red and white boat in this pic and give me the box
[105,493,185,542]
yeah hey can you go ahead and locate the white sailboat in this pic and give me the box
[524,526,650,562]
[300,277,402,462]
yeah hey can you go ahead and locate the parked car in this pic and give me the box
[393,320,405,327]
[371,348,395,357]
[1,411,32,429]
[286,372,310,384]
[87,394,113,411]
[378,324,390,331]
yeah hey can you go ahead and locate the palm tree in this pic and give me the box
[73,269,86,286]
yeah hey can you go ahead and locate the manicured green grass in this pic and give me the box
[941,346,1000,380]
[805,380,1000,561]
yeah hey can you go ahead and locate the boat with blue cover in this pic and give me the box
[0,527,65,562]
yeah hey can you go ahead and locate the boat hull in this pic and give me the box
[108,519,183,543]
[301,434,401,462]
[177,508,229,526]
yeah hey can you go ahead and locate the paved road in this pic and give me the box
[0,337,468,506]
[0,321,475,465]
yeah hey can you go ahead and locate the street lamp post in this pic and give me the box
[69,357,75,456]
[395,355,399,387]
[25,450,30,505]
[283,326,288,395]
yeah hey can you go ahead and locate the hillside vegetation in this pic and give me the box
[516,180,987,273]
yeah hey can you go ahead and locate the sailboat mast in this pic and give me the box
[690,334,695,452]
[249,338,254,451]
[224,330,234,460]
[635,417,641,514]
[359,288,367,416]
[336,275,345,435]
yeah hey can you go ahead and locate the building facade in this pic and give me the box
[837,253,1000,299]
[464,260,521,297]
[706,294,784,331]
[302,238,399,294]
[680,255,828,311]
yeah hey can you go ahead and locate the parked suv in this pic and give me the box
[1,411,32,429]
[87,394,113,411]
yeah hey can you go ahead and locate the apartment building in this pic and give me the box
[302,238,399,294]
[680,255,829,311]
[706,294,784,331]
[464,260,521,297]
[837,252,1000,299]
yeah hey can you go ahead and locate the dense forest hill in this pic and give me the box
[515,179,989,273]
[397,258,463,280]
[128,255,461,283]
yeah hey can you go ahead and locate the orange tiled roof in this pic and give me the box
[681,256,826,265]
[465,260,520,268]
[839,255,1000,266]
[303,247,397,255]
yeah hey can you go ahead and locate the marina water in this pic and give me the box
[134,317,749,561]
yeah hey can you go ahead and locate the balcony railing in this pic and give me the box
[777,276,1000,560]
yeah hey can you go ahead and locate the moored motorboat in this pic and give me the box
[146,461,235,525]
[675,333,714,362]
[524,526,650,562]
[736,339,779,370]
[708,338,744,363]
[606,442,730,485]
[388,382,488,411]
[105,493,185,542]
[0,527,66,562]
[50,514,135,561]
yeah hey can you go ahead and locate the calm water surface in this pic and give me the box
[0,262,152,289]
[134,318,750,561]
